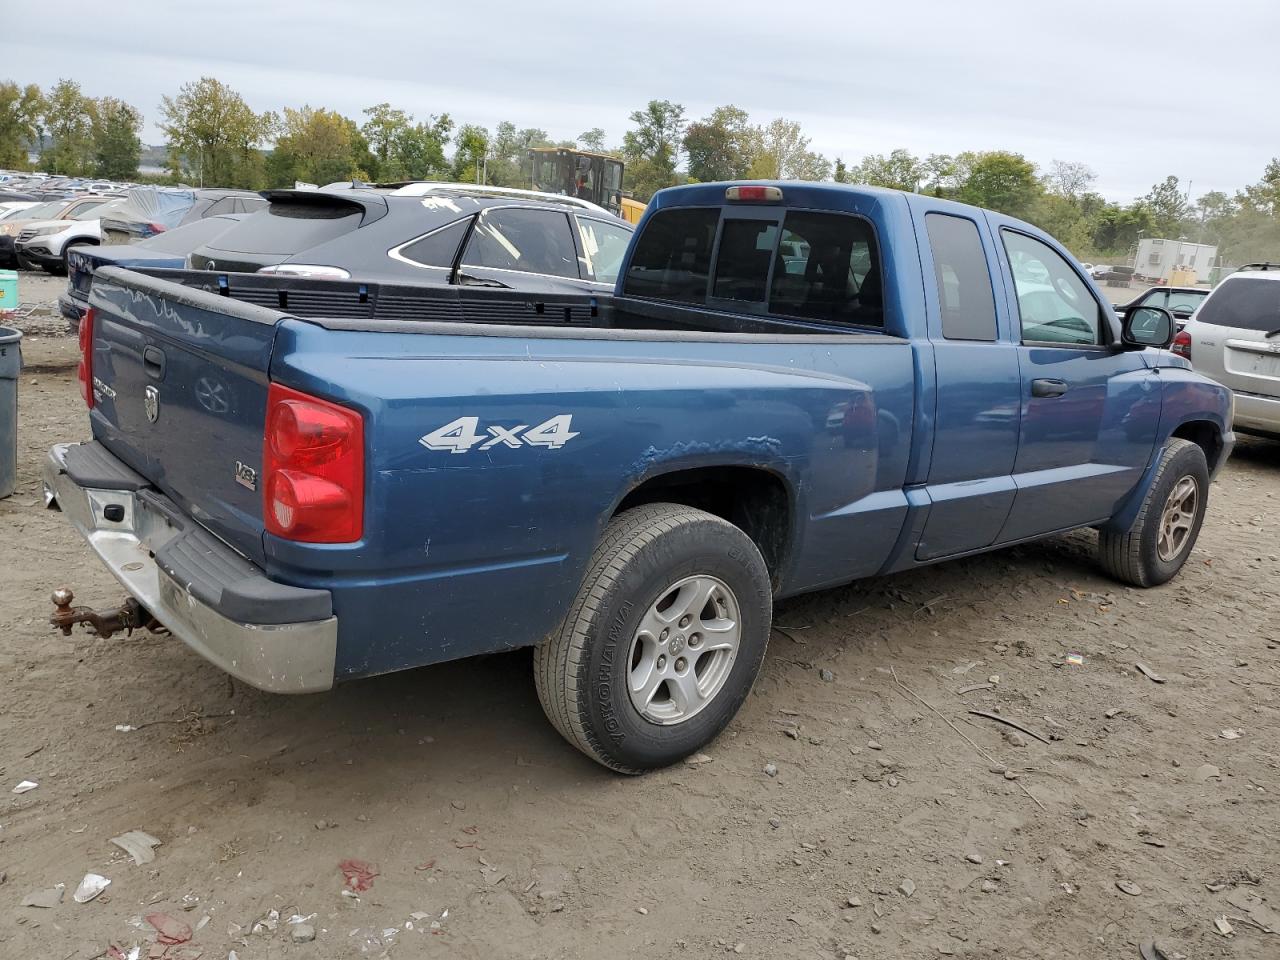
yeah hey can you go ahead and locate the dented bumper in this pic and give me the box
[43,441,337,693]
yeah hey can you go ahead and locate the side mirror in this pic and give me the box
[1120,305,1174,349]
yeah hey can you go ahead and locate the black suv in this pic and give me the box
[187,184,634,293]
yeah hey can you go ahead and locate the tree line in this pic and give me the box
[3,76,1278,264]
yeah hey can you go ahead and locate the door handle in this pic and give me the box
[142,345,166,380]
[1031,378,1068,398]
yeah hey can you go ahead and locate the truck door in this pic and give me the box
[913,204,1022,559]
[993,226,1161,541]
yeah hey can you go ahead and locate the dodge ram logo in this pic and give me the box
[144,385,160,424]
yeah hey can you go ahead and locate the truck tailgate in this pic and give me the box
[87,267,282,564]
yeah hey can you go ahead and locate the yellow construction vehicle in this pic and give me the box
[527,147,645,222]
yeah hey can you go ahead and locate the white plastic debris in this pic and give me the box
[110,830,163,865]
[12,780,38,794]
[115,724,138,733]
[73,873,111,903]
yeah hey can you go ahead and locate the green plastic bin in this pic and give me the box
[0,269,16,311]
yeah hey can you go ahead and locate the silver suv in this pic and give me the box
[1177,265,1280,440]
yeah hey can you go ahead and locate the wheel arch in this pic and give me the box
[611,464,794,589]
[1170,418,1227,474]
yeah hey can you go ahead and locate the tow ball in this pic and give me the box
[49,588,164,639]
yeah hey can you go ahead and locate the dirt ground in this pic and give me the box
[1,270,1278,960]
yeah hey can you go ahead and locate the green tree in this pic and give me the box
[0,81,43,169]
[361,102,410,177]
[622,99,685,200]
[91,97,142,179]
[267,106,365,186]
[488,121,550,187]
[391,116,453,180]
[921,153,956,196]
[955,151,1042,219]
[832,157,849,183]
[1142,175,1191,237]
[451,123,490,182]
[1044,159,1096,200]
[158,77,271,188]
[682,104,755,183]
[1237,158,1280,217]
[747,117,829,181]
[851,148,923,191]
[42,78,95,175]
[578,127,607,152]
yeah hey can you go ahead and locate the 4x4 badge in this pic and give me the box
[144,385,159,424]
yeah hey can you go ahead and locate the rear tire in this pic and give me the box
[534,503,772,773]
[1098,438,1209,587]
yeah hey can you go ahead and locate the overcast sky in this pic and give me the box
[3,0,1277,202]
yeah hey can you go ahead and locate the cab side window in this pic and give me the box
[925,213,997,341]
[1002,230,1104,346]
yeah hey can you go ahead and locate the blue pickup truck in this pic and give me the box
[45,181,1234,772]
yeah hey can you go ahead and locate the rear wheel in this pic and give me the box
[1098,438,1209,587]
[534,503,772,773]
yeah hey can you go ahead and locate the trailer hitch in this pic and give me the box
[49,588,165,639]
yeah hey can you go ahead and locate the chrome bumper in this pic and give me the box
[43,442,337,693]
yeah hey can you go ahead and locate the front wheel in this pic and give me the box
[1098,438,1209,587]
[534,503,772,773]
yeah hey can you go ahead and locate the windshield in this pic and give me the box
[19,200,72,220]
[67,199,113,220]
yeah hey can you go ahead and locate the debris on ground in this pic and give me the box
[340,858,380,892]
[73,872,110,903]
[11,780,38,794]
[1194,764,1222,783]
[110,830,163,865]
[145,912,192,944]
[22,885,64,908]
[763,762,778,777]
[685,752,714,766]
[291,922,317,942]
[1116,880,1142,897]
[968,709,1051,744]
[1135,663,1167,684]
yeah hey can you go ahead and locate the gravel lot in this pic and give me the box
[1,269,1276,960]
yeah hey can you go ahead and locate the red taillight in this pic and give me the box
[1171,330,1192,360]
[77,307,94,409]
[263,384,364,542]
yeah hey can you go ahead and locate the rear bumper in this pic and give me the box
[1233,389,1280,438]
[43,441,337,693]
[59,292,86,331]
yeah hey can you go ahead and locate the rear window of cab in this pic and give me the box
[623,207,884,327]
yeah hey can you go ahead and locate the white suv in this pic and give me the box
[14,197,122,274]
[1176,265,1280,440]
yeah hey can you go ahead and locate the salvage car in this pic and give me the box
[0,195,117,266]
[187,184,634,292]
[1175,264,1280,440]
[1115,285,1209,329]
[59,213,250,329]
[45,181,1232,772]
[100,188,267,245]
